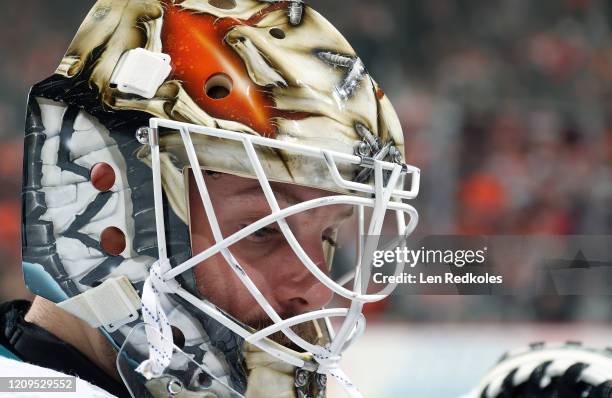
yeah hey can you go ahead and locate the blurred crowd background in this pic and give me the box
[1,0,611,324]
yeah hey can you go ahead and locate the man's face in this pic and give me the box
[188,171,354,343]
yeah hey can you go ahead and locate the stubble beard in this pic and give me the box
[248,317,321,351]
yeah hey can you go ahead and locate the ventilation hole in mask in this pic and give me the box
[269,28,286,39]
[204,73,232,99]
[90,163,115,192]
[208,0,236,10]
[100,227,126,256]
[171,326,186,350]
[197,372,212,388]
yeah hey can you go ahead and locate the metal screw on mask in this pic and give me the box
[167,379,184,396]
[136,126,151,145]
[295,368,311,398]
[314,374,327,398]
[389,146,403,163]
[356,141,370,157]
[293,368,327,398]
[295,369,310,388]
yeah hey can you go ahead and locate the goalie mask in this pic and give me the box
[21,1,420,397]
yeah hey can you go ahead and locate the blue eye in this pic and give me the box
[242,224,280,243]
[253,227,277,237]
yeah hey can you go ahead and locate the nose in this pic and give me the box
[273,242,334,315]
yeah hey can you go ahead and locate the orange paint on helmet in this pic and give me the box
[162,4,284,137]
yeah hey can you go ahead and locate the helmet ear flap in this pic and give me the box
[21,95,148,295]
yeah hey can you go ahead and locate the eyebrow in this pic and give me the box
[232,184,355,220]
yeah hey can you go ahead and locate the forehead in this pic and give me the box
[188,170,336,206]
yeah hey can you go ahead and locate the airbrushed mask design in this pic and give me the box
[21,1,420,397]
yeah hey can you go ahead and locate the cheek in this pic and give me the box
[193,254,243,312]
[192,252,274,320]
[241,247,309,296]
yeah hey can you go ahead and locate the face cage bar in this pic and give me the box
[143,118,420,395]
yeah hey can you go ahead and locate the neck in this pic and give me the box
[25,296,120,381]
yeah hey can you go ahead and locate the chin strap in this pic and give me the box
[135,260,177,379]
[329,368,361,398]
[313,352,362,398]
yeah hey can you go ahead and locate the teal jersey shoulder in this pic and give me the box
[0,344,21,362]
